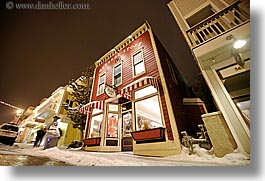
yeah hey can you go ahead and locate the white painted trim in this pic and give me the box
[96,71,106,96]
[147,28,181,148]
[131,48,146,78]
[112,62,122,87]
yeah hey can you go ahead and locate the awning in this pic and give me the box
[79,101,104,114]
[120,76,160,100]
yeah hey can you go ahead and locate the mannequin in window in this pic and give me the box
[108,115,117,137]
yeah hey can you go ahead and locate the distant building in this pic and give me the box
[19,85,81,148]
[168,0,250,155]
[81,22,205,156]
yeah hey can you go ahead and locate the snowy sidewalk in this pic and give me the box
[12,145,250,166]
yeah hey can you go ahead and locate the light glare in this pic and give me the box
[233,39,246,49]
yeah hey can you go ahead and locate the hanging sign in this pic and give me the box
[105,86,116,98]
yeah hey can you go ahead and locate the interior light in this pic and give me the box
[128,35,132,39]
[111,48,115,52]
[233,39,246,49]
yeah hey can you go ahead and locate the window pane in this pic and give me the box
[122,112,132,137]
[90,114,103,137]
[114,64,121,75]
[133,52,142,64]
[134,62,145,75]
[99,74,105,84]
[98,84,104,94]
[135,86,157,100]
[107,113,118,137]
[135,95,163,131]
[109,104,118,112]
[114,76,121,85]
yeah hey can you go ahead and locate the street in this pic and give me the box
[0,144,72,166]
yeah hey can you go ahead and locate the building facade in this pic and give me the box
[82,22,200,156]
[19,85,81,148]
[168,0,250,155]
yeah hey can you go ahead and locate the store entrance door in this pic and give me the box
[121,102,133,151]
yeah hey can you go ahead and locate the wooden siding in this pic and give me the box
[154,34,189,138]
[173,0,207,16]
[90,30,177,141]
[91,31,160,101]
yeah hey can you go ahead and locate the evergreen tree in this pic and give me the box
[63,64,94,140]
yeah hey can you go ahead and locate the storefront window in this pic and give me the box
[90,114,103,137]
[133,51,145,76]
[135,86,157,99]
[122,112,132,137]
[135,95,163,131]
[107,113,118,138]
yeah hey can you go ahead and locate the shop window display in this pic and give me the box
[135,86,157,100]
[135,95,163,131]
[90,114,103,137]
[107,113,118,137]
[122,112,132,137]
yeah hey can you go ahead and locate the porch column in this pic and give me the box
[201,67,250,156]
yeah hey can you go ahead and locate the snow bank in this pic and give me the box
[14,145,250,166]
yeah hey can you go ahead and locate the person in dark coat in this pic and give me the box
[33,127,46,147]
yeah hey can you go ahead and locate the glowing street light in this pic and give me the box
[233,39,247,49]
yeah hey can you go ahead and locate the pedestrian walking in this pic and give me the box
[33,127,46,147]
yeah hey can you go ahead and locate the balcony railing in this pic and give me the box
[186,0,249,48]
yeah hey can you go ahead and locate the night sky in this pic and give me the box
[0,0,200,124]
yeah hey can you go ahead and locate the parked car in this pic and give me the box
[0,123,19,146]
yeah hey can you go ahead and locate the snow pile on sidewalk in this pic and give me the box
[14,145,250,166]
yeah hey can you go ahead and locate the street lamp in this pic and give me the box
[233,39,247,49]
[226,35,247,68]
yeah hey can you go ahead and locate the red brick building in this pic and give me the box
[81,22,202,156]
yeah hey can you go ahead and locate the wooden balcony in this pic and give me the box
[186,0,249,48]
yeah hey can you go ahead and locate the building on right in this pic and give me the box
[168,0,250,156]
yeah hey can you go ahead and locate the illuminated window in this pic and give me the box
[133,51,145,76]
[135,95,163,131]
[90,114,103,138]
[122,112,132,137]
[107,113,118,138]
[97,73,106,95]
[113,63,122,86]
[135,86,157,99]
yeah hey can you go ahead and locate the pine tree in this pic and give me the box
[63,64,94,140]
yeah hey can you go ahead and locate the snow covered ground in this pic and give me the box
[12,144,250,166]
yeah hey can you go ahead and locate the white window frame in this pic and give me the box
[132,49,146,78]
[133,85,164,131]
[113,62,122,87]
[97,72,106,96]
